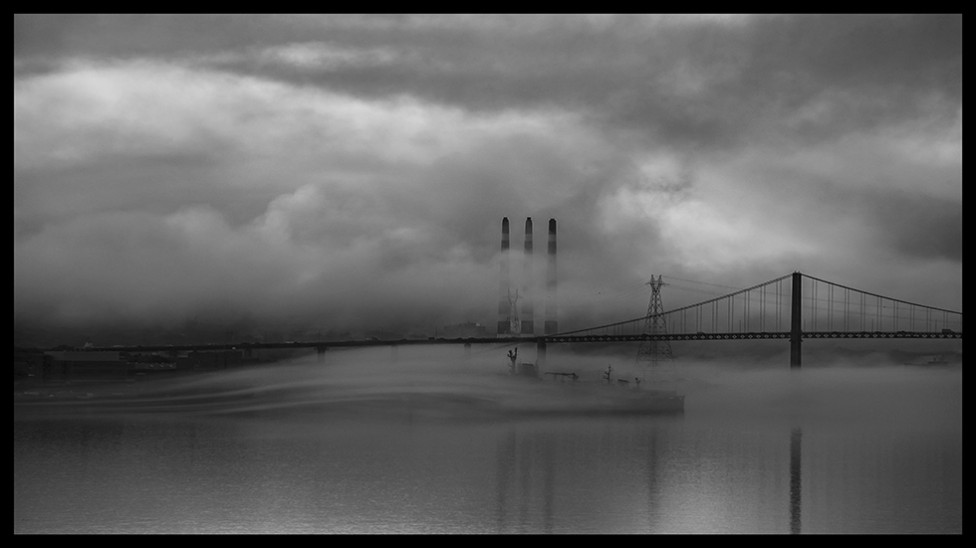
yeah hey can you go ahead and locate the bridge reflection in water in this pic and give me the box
[791,427,802,535]
[15,353,961,534]
[490,419,811,534]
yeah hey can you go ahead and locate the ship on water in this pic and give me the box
[490,216,683,415]
[502,349,685,416]
[903,354,951,366]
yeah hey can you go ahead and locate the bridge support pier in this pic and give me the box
[316,346,327,363]
[791,272,802,369]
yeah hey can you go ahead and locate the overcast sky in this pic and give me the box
[14,14,962,343]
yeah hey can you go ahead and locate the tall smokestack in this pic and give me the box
[521,218,534,335]
[497,217,511,335]
[545,218,558,334]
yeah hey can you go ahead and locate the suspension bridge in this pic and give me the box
[77,271,961,369]
[544,271,962,368]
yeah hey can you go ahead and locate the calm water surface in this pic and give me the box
[14,353,962,534]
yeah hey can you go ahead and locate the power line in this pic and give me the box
[662,275,743,292]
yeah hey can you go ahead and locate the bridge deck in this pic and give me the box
[72,330,960,353]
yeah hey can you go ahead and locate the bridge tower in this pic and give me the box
[636,275,673,371]
[790,271,802,369]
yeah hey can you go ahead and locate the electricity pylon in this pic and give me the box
[636,275,673,374]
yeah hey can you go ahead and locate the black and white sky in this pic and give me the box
[14,14,962,343]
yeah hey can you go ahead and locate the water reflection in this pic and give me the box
[494,426,557,533]
[489,418,681,534]
[790,427,802,535]
[645,426,661,532]
[14,358,963,534]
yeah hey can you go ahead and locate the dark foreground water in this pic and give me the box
[14,350,962,534]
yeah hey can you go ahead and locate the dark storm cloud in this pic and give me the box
[13,14,962,344]
[15,14,961,160]
[173,14,960,152]
[856,186,962,263]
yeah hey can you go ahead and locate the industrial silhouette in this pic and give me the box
[497,217,558,338]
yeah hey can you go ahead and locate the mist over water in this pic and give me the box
[14,347,962,534]
[26,346,956,428]
[672,359,962,430]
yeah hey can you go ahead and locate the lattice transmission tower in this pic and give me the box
[636,275,673,371]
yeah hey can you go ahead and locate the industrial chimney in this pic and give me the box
[545,218,558,334]
[497,217,511,336]
[520,217,534,335]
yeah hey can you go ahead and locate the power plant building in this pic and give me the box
[497,217,557,336]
